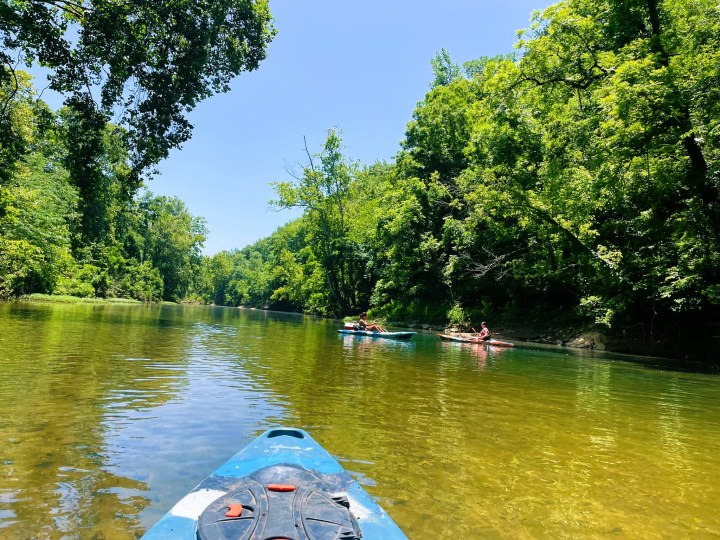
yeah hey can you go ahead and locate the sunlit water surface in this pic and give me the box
[0,302,719,538]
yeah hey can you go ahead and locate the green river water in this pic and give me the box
[0,301,719,539]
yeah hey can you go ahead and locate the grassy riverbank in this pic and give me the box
[19,294,144,304]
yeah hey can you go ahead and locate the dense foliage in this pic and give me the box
[1,0,273,300]
[196,0,719,356]
[0,71,207,301]
[3,0,718,356]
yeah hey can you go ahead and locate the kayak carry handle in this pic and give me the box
[266,429,305,439]
[332,496,351,509]
[268,484,296,492]
[225,504,243,518]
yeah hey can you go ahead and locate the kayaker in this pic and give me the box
[478,321,491,341]
[359,312,386,332]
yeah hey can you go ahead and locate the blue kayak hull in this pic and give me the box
[142,428,407,539]
[338,329,416,340]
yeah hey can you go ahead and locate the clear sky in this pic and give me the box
[146,1,553,254]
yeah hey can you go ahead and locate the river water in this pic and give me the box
[0,301,719,538]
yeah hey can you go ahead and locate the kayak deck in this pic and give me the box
[438,333,514,347]
[142,428,406,539]
[338,329,416,340]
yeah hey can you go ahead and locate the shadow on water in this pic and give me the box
[507,339,720,375]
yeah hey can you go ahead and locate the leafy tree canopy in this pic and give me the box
[0,0,275,178]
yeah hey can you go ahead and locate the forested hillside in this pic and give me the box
[195,0,720,358]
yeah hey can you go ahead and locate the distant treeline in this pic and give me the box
[195,0,720,354]
[2,0,719,355]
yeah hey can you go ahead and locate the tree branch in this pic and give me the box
[303,135,315,172]
[0,58,21,123]
[37,0,89,19]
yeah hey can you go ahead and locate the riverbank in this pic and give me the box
[393,318,719,371]
[19,294,144,304]
[16,295,718,369]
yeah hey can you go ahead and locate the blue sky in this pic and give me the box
[147,1,552,254]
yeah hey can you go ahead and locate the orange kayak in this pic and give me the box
[437,333,514,347]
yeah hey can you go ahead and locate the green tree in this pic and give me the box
[58,106,132,246]
[227,242,273,307]
[513,0,720,332]
[0,74,78,297]
[271,130,360,315]
[196,250,234,305]
[430,48,461,88]
[374,63,479,320]
[0,68,36,185]
[1,0,275,177]
[136,193,207,301]
[0,151,77,296]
